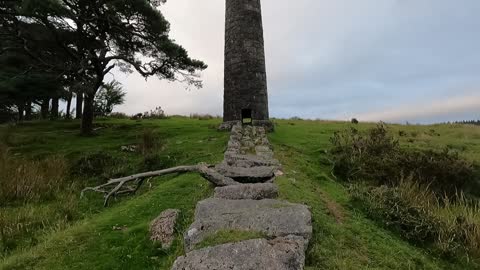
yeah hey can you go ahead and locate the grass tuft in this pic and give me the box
[138,128,163,156]
[0,143,68,205]
[351,180,480,260]
[195,230,266,250]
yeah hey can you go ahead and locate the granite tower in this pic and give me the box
[222,0,271,129]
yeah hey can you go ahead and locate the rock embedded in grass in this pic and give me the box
[183,198,312,251]
[172,236,306,270]
[149,209,180,249]
[224,153,280,168]
[215,163,276,183]
[214,183,279,200]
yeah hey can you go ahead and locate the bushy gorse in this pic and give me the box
[331,124,480,262]
[330,123,474,197]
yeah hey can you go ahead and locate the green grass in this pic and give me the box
[1,174,211,270]
[0,117,226,269]
[270,119,480,269]
[195,230,266,250]
[1,117,479,269]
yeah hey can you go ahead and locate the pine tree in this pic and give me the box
[1,0,207,133]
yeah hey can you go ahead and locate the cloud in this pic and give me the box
[354,93,480,123]
[108,0,480,123]
[114,0,224,116]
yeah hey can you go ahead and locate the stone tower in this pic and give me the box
[222,0,272,129]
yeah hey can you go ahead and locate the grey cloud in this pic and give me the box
[111,0,480,123]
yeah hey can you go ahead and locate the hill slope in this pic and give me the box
[1,118,479,269]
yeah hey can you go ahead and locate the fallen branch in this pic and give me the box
[81,164,239,207]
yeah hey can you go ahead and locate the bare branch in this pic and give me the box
[102,64,116,76]
[81,164,240,207]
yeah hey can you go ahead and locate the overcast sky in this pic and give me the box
[111,0,480,123]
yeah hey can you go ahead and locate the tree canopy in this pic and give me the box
[94,81,126,116]
[0,0,207,132]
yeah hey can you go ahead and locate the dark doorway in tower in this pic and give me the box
[241,109,253,125]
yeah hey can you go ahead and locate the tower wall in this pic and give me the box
[223,0,269,125]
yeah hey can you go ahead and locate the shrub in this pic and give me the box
[190,113,217,120]
[0,106,16,124]
[142,106,167,119]
[130,107,168,120]
[130,113,143,120]
[400,149,473,196]
[207,123,218,130]
[350,180,480,259]
[72,152,119,178]
[0,124,15,145]
[0,144,68,204]
[109,112,129,119]
[330,124,399,183]
[138,129,163,156]
[142,154,176,171]
[0,195,79,255]
[350,182,441,243]
[330,124,474,196]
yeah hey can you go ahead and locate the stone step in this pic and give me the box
[172,236,306,270]
[224,153,280,168]
[184,198,312,251]
[214,183,278,200]
[255,145,272,153]
[215,164,276,183]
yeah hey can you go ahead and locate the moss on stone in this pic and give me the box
[195,230,266,250]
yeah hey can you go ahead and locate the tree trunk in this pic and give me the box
[66,94,72,119]
[17,103,25,122]
[51,97,59,119]
[40,98,50,119]
[25,101,32,120]
[81,93,95,135]
[76,92,83,119]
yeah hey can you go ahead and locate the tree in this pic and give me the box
[0,9,76,122]
[1,0,207,134]
[62,88,74,119]
[0,55,62,121]
[94,81,126,116]
[75,92,83,119]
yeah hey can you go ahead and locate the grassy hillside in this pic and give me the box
[271,120,480,269]
[1,117,479,269]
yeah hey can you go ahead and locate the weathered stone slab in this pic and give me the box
[149,209,180,249]
[224,153,280,167]
[255,145,272,153]
[214,183,278,200]
[256,151,275,160]
[256,126,266,135]
[230,133,242,141]
[184,198,312,251]
[227,140,241,150]
[241,140,255,149]
[215,164,275,182]
[172,236,306,270]
[231,124,243,134]
[218,121,241,131]
[243,125,254,134]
